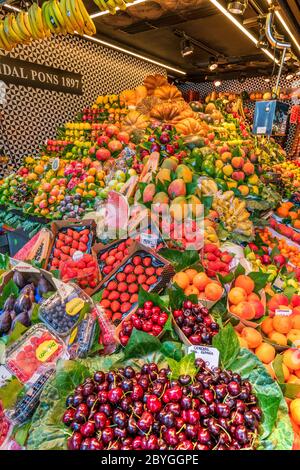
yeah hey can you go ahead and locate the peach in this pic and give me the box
[248,292,260,302]
[184,269,198,282]
[228,287,247,305]
[291,295,300,308]
[234,275,254,295]
[241,327,262,348]
[255,343,276,364]
[292,306,300,317]
[268,293,289,312]
[249,300,265,319]
[231,156,244,169]
[235,301,256,320]
[193,272,210,292]
[283,349,300,371]
[184,285,199,296]
[204,283,223,302]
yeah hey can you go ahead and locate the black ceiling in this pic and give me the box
[3,0,300,80]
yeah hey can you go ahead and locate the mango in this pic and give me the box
[143,183,156,204]
[248,174,259,185]
[223,164,233,177]
[161,157,178,171]
[176,164,193,183]
[156,168,171,184]
[188,195,203,218]
[238,185,249,196]
[170,197,188,221]
[232,171,245,181]
[153,192,169,214]
[231,157,244,169]
[168,179,186,199]
[243,162,255,175]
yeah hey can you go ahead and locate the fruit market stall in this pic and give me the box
[0,71,300,452]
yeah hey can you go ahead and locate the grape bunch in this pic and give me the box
[62,361,262,450]
[11,182,33,206]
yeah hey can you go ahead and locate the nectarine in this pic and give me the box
[228,287,247,305]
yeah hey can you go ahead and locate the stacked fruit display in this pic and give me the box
[97,238,134,277]
[228,275,265,321]
[48,226,92,271]
[172,270,223,304]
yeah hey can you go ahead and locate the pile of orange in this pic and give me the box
[228,274,264,320]
[236,326,276,364]
[172,269,223,303]
[277,202,300,230]
[261,314,300,347]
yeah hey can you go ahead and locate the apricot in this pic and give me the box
[193,272,210,292]
[238,336,248,348]
[173,272,190,290]
[241,327,262,348]
[287,329,300,346]
[235,301,256,320]
[184,269,198,282]
[287,375,300,385]
[268,331,288,346]
[268,293,289,312]
[264,363,275,379]
[204,283,223,302]
[292,315,300,329]
[261,317,274,335]
[184,285,200,296]
[250,300,265,319]
[290,399,300,425]
[248,293,260,302]
[273,315,292,334]
[283,349,300,371]
[282,363,290,382]
[234,275,254,295]
[255,343,276,364]
[228,287,247,305]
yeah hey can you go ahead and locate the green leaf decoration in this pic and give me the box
[7,322,28,346]
[0,340,5,364]
[279,383,300,400]
[168,283,198,311]
[92,290,103,303]
[30,304,40,325]
[272,354,285,383]
[14,422,31,447]
[158,248,199,272]
[138,287,169,312]
[160,341,183,361]
[167,352,197,379]
[212,324,240,369]
[123,328,161,360]
[248,271,269,293]
[0,280,19,309]
[0,377,23,409]
[0,253,10,270]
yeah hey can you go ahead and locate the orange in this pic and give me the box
[241,327,262,348]
[255,343,276,364]
[193,272,210,291]
[88,168,97,176]
[234,275,254,295]
[264,363,275,379]
[204,282,223,302]
[184,285,200,296]
[268,331,287,346]
[185,269,198,282]
[86,175,95,184]
[273,315,292,334]
[290,399,300,425]
[173,272,190,290]
[261,317,274,335]
[228,287,247,305]
[283,349,300,371]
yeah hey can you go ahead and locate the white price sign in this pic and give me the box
[188,346,220,370]
[275,308,293,317]
[140,233,158,249]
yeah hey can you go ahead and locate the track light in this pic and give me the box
[181,37,194,58]
[208,58,218,71]
[214,80,222,87]
[286,74,294,81]
[227,0,248,15]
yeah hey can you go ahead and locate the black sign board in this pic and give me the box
[0,56,83,95]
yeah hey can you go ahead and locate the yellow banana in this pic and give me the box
[23,11,34,37]
[77,0,96,35]
[16,11,32,40]
[32,3,46,38]
[0,20,14,50]
[70,0,85,30]
[59,0,75,34]
[28,4,41,39]
[115,0,127,10]
[43,1,57,34]
[11,13,28,42]
[4,14,21,44]
[65,0,83,33]
[51,0,66,33]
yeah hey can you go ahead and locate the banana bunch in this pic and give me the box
[200,178,218,196]
[43,0,96,36]
[212,191,254,237]
[93,0,131,15]
[0,7,48,52]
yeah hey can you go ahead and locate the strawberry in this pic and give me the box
[138,274,147,284]
[121,302,131,314]
[108,291,119,301]
[106,255,115,266]
[130,294,138,304]
[206,253,217,261]
[113,262,119,268]
[107,280,117,291]
[110,248,118,256]
[126,274,137,284]
[102,288,109,299]
[53,248,61,258]
[128,284,138,294]
[60,253,70,261]
[112,312,122,323]
[100,299,111,309]
[105,309,112,319]
[142,284,149,291]
[120,292,130,302]
[103,265,113,275]
[204,243,218,254]
[65,236,73,245]
[156,267,163,276]
[70,248,76,257]
[143,257,152,267]
[126,239,133,246]
[221,253,233,264]
[77,260,86,269]
[118,242,125,251]
[124,249,129,255]
[116,272,126,282]
[100,251,108,261]
[78,242,87,252]
[81,235,89,244]
[79,280,89,288]
[87,260,97,268]
[89,279,97,289]
[73,231,80,240]
[124,264,134,274]
[58,233,65,241]
[118,282,128,293]
[72,240,79,249]
[145,267,155,276]
[56,240,64,249]
[133,256,142,266]
[146,275,157,286]
[80,229,90,236]
[134,265,144,275]
[51,257,59,268]
[61,246,70,255]
[66,229,73,237]
[115,252,123,261]
[111,300,121,313]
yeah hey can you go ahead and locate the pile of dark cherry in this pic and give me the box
[173,300,219,345]
[63,360,262,450]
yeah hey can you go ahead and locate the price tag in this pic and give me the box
[52,158,59,171]
[257,126,267,134]
[52,278,75,298]
[72,250,84,262]
[66,297,85,316]
[188,346,220,370]
[36,340,59,362]
[275,308,293,317]
[13,262,40,273]
[140,233,158,249]
[0,366,13,387]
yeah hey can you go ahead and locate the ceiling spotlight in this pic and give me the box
[214,80,222,87]
[181,37,194,58]
[227,0,248,15]
[209,59,218,71]
[286,74,294,80]
[264,77,271,83]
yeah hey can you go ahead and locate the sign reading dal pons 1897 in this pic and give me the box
[0,57,83,95]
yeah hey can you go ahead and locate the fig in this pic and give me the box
[13,271,25,289]
[37,276,52,296]
[11,311,31,329]
[14,294,32,315]
[4,295,16,311]
[0,311,12,335]
[20,283,35,302]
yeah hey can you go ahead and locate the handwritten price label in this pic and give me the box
[188,346,219,369]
